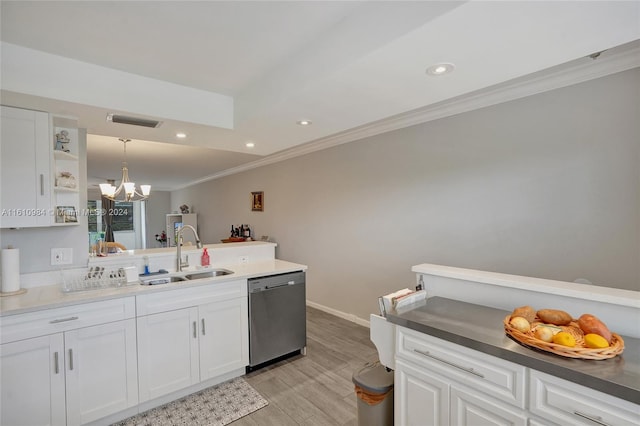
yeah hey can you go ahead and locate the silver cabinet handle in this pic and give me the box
[54,352,59,374]
[68,349,73,371]
[40,174,44,196]
[413,348,484,378]
[574,411,609,426]
[49,316,79,324]
[201,318,206,336]
[193,321,197,338]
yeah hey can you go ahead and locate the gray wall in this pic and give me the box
[173,69,640,321]
[145,191,172,248]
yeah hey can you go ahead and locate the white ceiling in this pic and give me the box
[1,1,639,191]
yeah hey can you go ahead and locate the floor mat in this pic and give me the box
[114,377,269,426]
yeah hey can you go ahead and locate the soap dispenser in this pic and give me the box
[201,248,210,267]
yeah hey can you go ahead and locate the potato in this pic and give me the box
[537,309,573,326]
[509,316,531,333]
[534,326,554,342]
[578,314,612,343]
[511,305,536,323]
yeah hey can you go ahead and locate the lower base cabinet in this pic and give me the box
[395,325,639,426]
[65,319,139,425]
[395,359,449,426]
[1,278,251,424]
[0,319,138,426]
[199,298,248,381]
[395,359,527,426]
[450,387,527,426]
[137,307,201,401]
[137,294,249,403]
[1,334,66,426]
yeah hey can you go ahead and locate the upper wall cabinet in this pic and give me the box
[0,106,81,228]
[1,105,52,228]
[51,120,80,226]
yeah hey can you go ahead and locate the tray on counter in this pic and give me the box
[503,315,624,360]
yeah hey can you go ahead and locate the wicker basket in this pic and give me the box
[503,315,624,360]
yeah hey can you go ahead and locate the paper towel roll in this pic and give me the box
[1,248,20,293]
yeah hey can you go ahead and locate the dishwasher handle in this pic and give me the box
[265,281,297,289]
[252,281,302,292]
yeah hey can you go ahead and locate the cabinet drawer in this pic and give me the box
[450,386,528,426]
[397,327,526,408]
[0,297,135,344]
[136,279,247,316]
[529,370,639,426]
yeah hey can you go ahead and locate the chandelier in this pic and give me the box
[99,138,151,201]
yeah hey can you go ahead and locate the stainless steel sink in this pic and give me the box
[185,269,234,280]
[141,276,188,285]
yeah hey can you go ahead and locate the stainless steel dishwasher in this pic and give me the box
[248,271,306,369]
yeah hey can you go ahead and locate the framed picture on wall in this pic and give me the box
[252,191,264,211]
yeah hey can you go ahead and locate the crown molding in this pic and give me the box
[175,44,640,191]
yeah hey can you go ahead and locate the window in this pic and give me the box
[88,200,99,232]
[111,201,134,231]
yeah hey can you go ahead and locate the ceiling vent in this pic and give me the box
[106,113,162,128]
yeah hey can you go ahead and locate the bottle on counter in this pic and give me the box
[244,225,251,239]
[201,248,210,267]
[230,225,235,238]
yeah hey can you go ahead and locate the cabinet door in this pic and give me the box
[451,386,527,426]
[199,297,248,381]
[395,359,450,426]
[137,307,200,402]
[0,106,51,228]
[64,319,138,426]
[0,334,66,426]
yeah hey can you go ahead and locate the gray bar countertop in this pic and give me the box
[386,296,640,405]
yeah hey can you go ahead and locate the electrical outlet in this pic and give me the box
[51,248,73,265]
[239,256,249,264]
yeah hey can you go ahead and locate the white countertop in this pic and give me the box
[0,259,307,317]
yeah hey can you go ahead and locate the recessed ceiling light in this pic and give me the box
[176,132,187,138]
[426,63,455,76]
[245,142,255,148]
[296,120,312,126]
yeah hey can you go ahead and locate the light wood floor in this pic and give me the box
[236,306,379,426]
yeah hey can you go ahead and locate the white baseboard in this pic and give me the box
[306,300,370,328]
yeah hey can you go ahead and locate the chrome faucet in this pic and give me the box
[176,225,203,272]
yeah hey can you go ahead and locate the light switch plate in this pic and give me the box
[51,248,73,265]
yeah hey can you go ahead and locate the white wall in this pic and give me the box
[172,69,640,321]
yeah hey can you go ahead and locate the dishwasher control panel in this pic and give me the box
[248,270,305,292]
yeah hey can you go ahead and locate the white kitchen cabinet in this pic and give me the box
[136,278,249,403]
[395,324,640,426]
[0,319,138,426]
[51,122,81,226]
[0,105,52,228]
[395,327,530,426]
[0,297,137,426]
[395,359,449,426]
[64,319,138,426]
[137,307,200,402]
[529,370,640,426]
[0,334,67,426]
[450,387,527,426]
[199,297,249,381]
